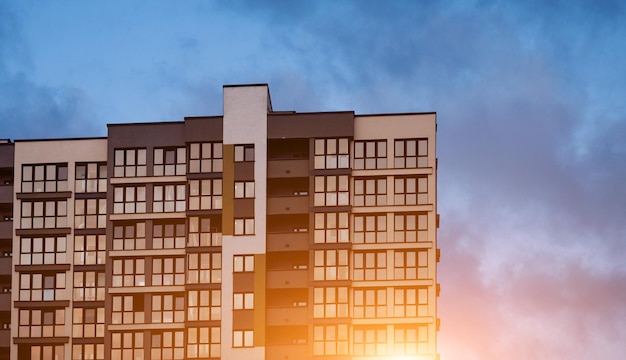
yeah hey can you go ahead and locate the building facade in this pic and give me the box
[6,84,439,360]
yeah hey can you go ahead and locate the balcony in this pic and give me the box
[266,233,308,252]
[0,257,11,275]
[0,293,9,310]
[267,196,308,215]
[0,329,8,347]
[266,269,308,289]
[0,185,12,204]
[266,344,307,359]
[0,222,11,239]
[268,159,308,178]
[266,306,308,326]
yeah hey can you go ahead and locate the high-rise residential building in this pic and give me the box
[6,84,439,360]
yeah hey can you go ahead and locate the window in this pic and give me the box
[112,222,146,250]
[111,294,144,324]
[72,307,105,337]
[151,330,185,360]
[313,324,348,356]
[354,177,387,206]
[393,287,428,318]
[111,332,144,359]
[189,179,222,210]
[151,294,185,323]
[189,142,223,173]
[72,344,104,360]
[188,216,222,247]
[314,138,349,169]
[75,162,107,193]
[394,138,428,168]
[353,326,387,356]
[233,330,253,348]
[153,184,186,212]
[354,251,387,281]
[394,324,429,355]
[28,346,66,360]
[394,212,428,242]
[73,271,105,301]
[394,176,428,205]
[20,200,67,229]
[113,186,146,214]
[154,147,186,176]
[233,255,254,273]
[18,309,65,338]
[233,292,254,310]
[19,236,66,265]
[21,163,68,193]
[19,273,65,301]
[188,289,221,321]
[187,327,221,358]
[187,252,221,284]
[353,214,387,244]
[234,144,254,162]
[353,288,387,318]
[354,140,386,169]
[74,198,107,229]
[313,287,348,318]
[314,175,349,207]
[153,222,185,249]
[393,249,428,280]
[234,218,254,235]
[152,257,185,286]
[234,181,254,198]
[112,258,145,287]
[313,249,349,281]
[74,235,106,265]
[113,148,147,177]
[314,212,349,244]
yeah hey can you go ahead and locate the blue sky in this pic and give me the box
[2,0,626,358]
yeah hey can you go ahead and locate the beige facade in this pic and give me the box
[6,84,439,360]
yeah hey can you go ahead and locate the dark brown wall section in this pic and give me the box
[107,122,185,149]
[268,112,355,139]
[184,116,223,142]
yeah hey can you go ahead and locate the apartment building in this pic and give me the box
[8,84,439,360]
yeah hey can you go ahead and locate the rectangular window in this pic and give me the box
[234,218,254,235]
[394,176,428,205]
[354,177,387,206]
[353,251,387,281]
[152,257,185,286]
[354,140,387,169]
[188,216,222,247]
[152,222,185,249]
[394,249,428,280]
[233,255,254,273]
[113,186,146,214]
[113,148,147,177]
[189,179,222,210]
[74,235,106,265]
[393,287,428,318]
[394,324,429,355]
[187,327,221,358]
[72,344,105,360]
[394,212,428,242]
[112,222,146,250]
[189,142,223,173]
[353,214,387,244]
[353,288,387,318]
[313,287,348,318]
[111,332,144,359]
[353,326,387,356]
[111,294,144,324]
[233,330,254,348]
[73,271,105,302]
[234,181,255,198]
[394,138,428,168]
[151,294,185,323]
[74,198,106,229]
[19,236,66,265]
[314,175,349,207]
[187,252,221,284]
[29,346,66,360]
[314,212,349,244]
[153,184,186,212]
[313,249,349,281]
[72,307,105,338]
[21,163,68,193]
[314,138,349,169]
[18,309,65,337]
[313,324,349,356]
[154,147,186,176]
[19,272,65,301]
[151,330,185,360]
[112,258,145,287]
[234,144,255,162]
[75,162,107,193]
[187,289,221,321]
[233,292,254,310]
[20,200,67,229]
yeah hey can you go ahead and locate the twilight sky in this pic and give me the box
[2,1,626,358]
